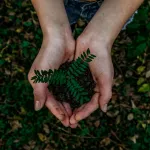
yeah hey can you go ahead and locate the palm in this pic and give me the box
[70,42,114,125]
[28,31,77,128]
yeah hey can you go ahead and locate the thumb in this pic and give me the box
[28,67,47,111]
[98,77,112,113]
[33,84,47,111]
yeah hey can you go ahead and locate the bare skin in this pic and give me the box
[28,0,77,128]
[28,0,144,128]
[69,0,144,125]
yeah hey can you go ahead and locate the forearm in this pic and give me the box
[31,0,69,35]
[88,0,144,45]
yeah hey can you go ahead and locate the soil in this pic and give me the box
[48,61,96,109]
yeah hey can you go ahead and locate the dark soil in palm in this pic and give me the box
[48,61,96,109]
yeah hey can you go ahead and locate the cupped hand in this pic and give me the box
[70,27,114,125]
[28,24,77,128]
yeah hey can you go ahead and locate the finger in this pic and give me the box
[70,104,86,124]
[62,102,72,117]
[68,55,74,62]
[70,94,99,124]
[33,84,47,111]
[62,102,78,128]
[58,102,70,127]
[98,76,112,113]
[45,93,66,121]
[70,124,78,128]
[74,93,99,122]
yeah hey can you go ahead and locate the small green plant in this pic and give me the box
[31,49,96,102]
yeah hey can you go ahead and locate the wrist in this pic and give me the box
[42,21,70,38]
[85,22,116,46]
[32,0,69,36]
[81,26,113,54]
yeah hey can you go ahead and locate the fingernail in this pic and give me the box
[35,101,41,111]
[102,104,107,113]
[75,115,80,121]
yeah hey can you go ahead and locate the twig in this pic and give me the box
[49,123,103,139]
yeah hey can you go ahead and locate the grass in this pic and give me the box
[0,0,150,149]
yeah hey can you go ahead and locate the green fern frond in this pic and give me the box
[67,49,96,78]
[31,49,96,103]
[67,57,88,77]
[31,69,53,83]
[49,69,66,85]
[67,78,89,101]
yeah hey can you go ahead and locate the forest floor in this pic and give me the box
[0,0,150,150]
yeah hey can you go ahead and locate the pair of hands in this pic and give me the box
[28,22,114,128]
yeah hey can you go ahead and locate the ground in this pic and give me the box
[0,0,150,150]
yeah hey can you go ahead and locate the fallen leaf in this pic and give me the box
[16,28,22,33]
[106,110,119,118]
[137,66,145,74]
[43,124,50,134]
[129,134,139,143]
[146,70,150,78]
[77,18,85,27]
[131,100,136,109]
[137,77,145,85]
[29,140,36,149]
[44,144,54,150]
[9,120,22,131]
[141,123,146,129]
[38,133,47,142]
[116,115,121,124]
[20,107,27,115]
[94,120,100,127]
[111,92,118,104]
[138,83,150,92]
[23,145,30,150]
[119,147,123,150]
[127,113,134,121]
[100,137,111,146]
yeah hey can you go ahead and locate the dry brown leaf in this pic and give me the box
[16,28,23,33]
[111,92,118,104]
[146,70,150,78]
[24,32,34,40]
[5,69,11,75]
[20,107,27,115]
[43,124,50,134]
[23,145,30,150]
[116,115,121,124]
[77,18,85,27]
[131,100,136,108]
[44,144,54,150]
[129,134,139,143]
[100,137,111,146]
[9,120,22,131]
[110,147,115,150]
[106,110,119,118]
[119,147,124,150]
[28,140,36,149]
[37,133,47,142]
[127,113,134,121]
[13,139,20,143]
[94,120,100,127]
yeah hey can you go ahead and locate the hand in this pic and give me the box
[28,24,77,128]
[69,25,114,125]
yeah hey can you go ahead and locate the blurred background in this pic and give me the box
[0,0,150,149]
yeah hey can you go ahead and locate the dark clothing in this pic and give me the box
[64,0,137,30]
[64,0,104,25]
